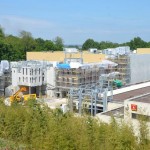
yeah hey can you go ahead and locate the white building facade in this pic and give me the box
[11,61,56,97]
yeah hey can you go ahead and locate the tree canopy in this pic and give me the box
[82,37,150,51]
[1,24,150,61]
[0,25,64,61]
[0,98,149,149]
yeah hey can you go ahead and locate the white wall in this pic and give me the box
[124,100,150,120]
[46,67,55,97]
[130,54,150,84]
[107,102,123,111]
[12,68,18,86]
[13,66,44,87]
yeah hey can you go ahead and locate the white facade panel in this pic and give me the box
[130,54,150,84]
[124,100,150,119]
[11,61,53,87]
[12,68,18,86]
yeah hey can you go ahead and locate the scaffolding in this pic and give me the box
[55,65,100,97]
[64,48,83,64]
[0,74,5,96]
[0,71,11,97]
[68,70,116,116]
[107,55,130,85]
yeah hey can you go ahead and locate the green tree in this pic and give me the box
[19,30,37,58]
[0,25,5,38]
[54,36,64,51]
[82,39,98,50]
[128,37,147,50]
[44,40,55,51]
[0,40,16,61]
[5,35,24,60]
[99,41,119,49]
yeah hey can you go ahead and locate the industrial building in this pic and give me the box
[96,82,150,122]
[95,82,150,137]
[27,51,106,63]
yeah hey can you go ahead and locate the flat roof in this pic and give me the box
[27,51,106,63]
[107,81,150,97]
[113,86,150,103]
[130,94,150,104]
[101,106,124,118]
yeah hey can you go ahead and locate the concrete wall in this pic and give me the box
[46,67,55,97]
[12,68,18,86]
[124,99,150,120]
[27,51,106,63]
[137,48,150,54]
[130,54,150,84]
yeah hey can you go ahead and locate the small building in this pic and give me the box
[124,94,150,121]
[88,48,98,53]
[96,82,150,136]
[102,46,130,55]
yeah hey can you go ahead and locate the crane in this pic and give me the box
[9,87,36,103]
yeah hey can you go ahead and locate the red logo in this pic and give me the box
[131,104,137,111]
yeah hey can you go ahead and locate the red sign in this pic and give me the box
[131,104,137,111]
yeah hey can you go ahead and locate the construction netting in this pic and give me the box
[56,60,118,69]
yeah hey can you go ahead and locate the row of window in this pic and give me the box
[22,68,41,75]
[19,77,44,83]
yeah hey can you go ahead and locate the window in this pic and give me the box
[39,77,40,82]
[39,68,40,74]
[132,113,150,122]
[23,77,24,82]
[26,68,28,75]
[132,113,137,119]
[23,68,24,75]
[42,77,44,82]
[19,77,21,82]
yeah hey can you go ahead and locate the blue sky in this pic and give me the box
[0,0,150,44]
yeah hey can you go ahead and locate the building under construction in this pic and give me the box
[9,60,55,98]
[55,63,101,97]
[55,48,117,97]
[107,55,130,85]
[102,46,131,85]
[54,48,119,115]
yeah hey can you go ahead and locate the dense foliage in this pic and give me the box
[1,24,150,61]
[82,37,150,50]
[0,98,149,150]
[0,26,64,61]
